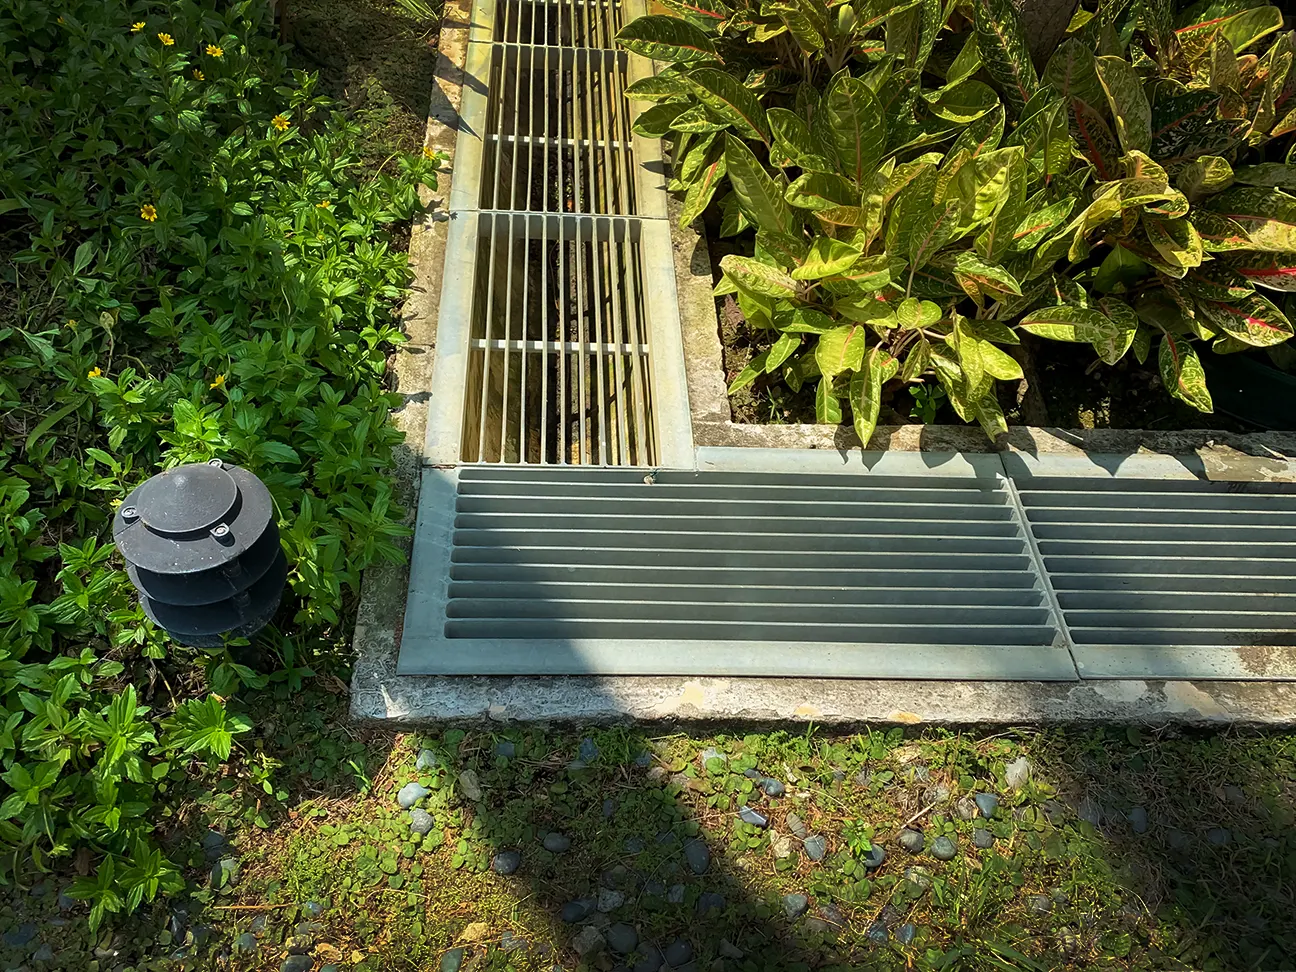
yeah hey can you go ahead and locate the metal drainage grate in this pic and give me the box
[424,0,689,468]
[1017,477,1296,679]
[400,466,1077,679]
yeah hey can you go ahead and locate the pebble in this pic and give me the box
[415,749,440,771]
[1077,796,1101,827]
[771,834,796,859]
[760,778,785,798]
[3,923,37,947]
[855,768,872,786]
[699,747,726,766]
[1128,806,1149,834]
[606,923,638,954]
[644,880,665,897]
[803,835,827,861]
[646,766,667,784]
[281,958,313,972]
[1041,800,1066,824]
[491,850,521,874]
[250,914,268,934]
[737,806,768,827]
[562,898,596,923]
[973,828,995,849]
[743,768,762,779]
[320,966,340,972]
[579,738,600,762]
[696,891,725,915]
[57,891,75,911]
[818,903,847,928]
[1223,784,1246,804]
[786,812,808,839]
[633,751,653,768]
[1005,756,1031,790]
[493,740,516,759]
[683,838,711,874]
[201,829,228,861]
[571,926,605,956]
[632,945,663,972]
[625,837,645,855]
[397,782,431,809]
[211,856,239,889]
[782,893,809,919]
[974,793,999,819]
[666,883,686,904]
[32,944,53,962]
[863,845,886,869]
[1028,895,1052,914]
[301,900,324,917]
[598,889,625,912]
[603,798,618,818]
[602,864,636,890]
[955,797,978,821]
[1206,827,1232,846]
[295,920,324,941]
[867,920,888,942]
[719,939,745,959]
[544,832,573,853]
[656,831,676,845]
[458,770,483,801]
[896,923,917,945]
[905,866,933,891]
[930,836,957,861]
[898,829,924,853]
[924,784,951,804]
[409,809,435,836]
[1167,829,1192,851]
[664,938,694,965]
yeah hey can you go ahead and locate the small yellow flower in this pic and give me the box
[422,145,437,160]
[157,32,174,46]
[206,44,223,57]
[210,374,226,389]
[271,114,290,132]
[66,319,78,329]
[316,200,331,209]
[131,21,146,32]
[87,367,102,379]
[140,204,158,222]
[57,15,65,24]
[193,68,204,80]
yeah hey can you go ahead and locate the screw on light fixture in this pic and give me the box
[113,460,287,647]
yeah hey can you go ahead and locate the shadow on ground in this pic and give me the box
[1,704,1295,971]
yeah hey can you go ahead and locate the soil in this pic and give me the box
[286,0,440,170]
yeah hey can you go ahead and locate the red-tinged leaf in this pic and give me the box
[1193,291,1294,346]
[1157,333,1213,412]
[1186,209,1253,251]
[1205,187,1296,251]
[1230,253,1296,291]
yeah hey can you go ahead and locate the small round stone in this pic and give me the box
[300,900,324,917]
[440,946,466,972]
[415,749,440,772]
[803,834,827,861]
[281,958,314,972]
[491,850,521,875]
[32,944,53,963]
[1128,806,1149,834]
[397,782,431,809]
[632,945,664,972]
[598,888,626,912]
[696,891,725,915]
[924,784,952,804]
[955,797,978,821]
[684,838,711,874]
[544,832,573,853]
[760,778,785,798]
[786,812,808,838]
[606,923,639,954]
[409,809,434,836]
[782,893,809,919]
[666,883,686,904]
[579,738,600,762]
[738,806,768,827]
[974,793,999,819]
[863,845,886,869]
[973,828,995,849]
[895,923,917,945]
[625,836,646,855]
[867,920,888,942]
[664,938,694,966]
[898,829,924,854]
[719,939,745,959]
[743,768,762,779]
[1028,895,1052,914]
[561,898,596,923]
[1206,827,1232,846]
[930,836,957,861]
[904,866,933,891]
[234,932,258,954]
[494,740,516,759]
[603,798,618,818]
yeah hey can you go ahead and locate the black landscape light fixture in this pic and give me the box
[113,459,287,647]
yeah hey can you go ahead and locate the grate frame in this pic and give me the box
[425,0,689,469]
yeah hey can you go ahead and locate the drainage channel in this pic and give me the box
[424,0,692,468]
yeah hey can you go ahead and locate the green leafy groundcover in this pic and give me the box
[0,0,437,928]
[619,0,1296,442]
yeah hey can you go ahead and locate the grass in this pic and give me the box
[4,689,1293,971]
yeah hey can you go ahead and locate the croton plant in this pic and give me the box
[616,0,1296,441]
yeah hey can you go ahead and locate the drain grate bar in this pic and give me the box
[425,0,689,468]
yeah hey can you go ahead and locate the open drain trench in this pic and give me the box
[408,0,1296,682]
[425,0,691,468]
